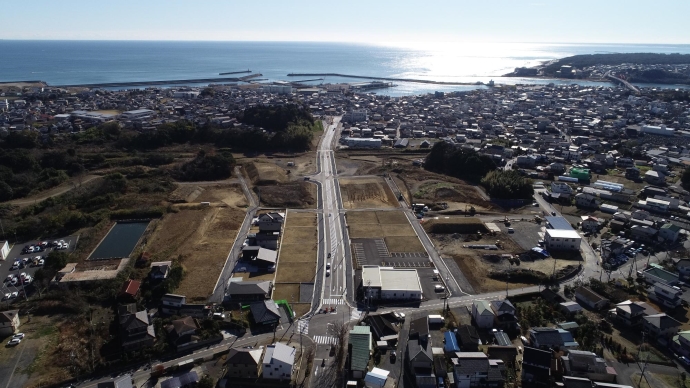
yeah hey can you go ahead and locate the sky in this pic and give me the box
[1,0,689,44]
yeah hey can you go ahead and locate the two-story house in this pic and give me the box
[472,300,496,329]
[262,342,295,380]
[521,347,552,388]
[675,258,690,279]
[491,300,518,330]
[644,313,682,345]
[648,282,683,309]
[118,304,155,351]
[225,347,264,378]
[161,294,186,315]
[529,328,579,350]
[673,330,690,357]
[149,261,172,280]
[611,300,648,327]
[407,316,435,388]
[258,212,284,232]
[560,349,616,383]
[166,316,199,348]
[225,280,273,302]
[0,310,20,337]
[452,352,505,388]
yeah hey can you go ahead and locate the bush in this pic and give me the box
[173,150,235,181]
[424,142,496,182]
[481,170,533,199]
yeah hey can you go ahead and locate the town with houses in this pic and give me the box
[3,73,690,388]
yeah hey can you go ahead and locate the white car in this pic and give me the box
[7,338,21,346]
[5,275,14,282]
[12,333,25,340]
[2,293,10,301]
[38,258,45,266]
[9,292,18,299]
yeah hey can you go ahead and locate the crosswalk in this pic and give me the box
[323,298,344,305]
[313,335,338,345]
[297,320,309,335]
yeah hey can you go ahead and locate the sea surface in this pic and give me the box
[1,41,690,96]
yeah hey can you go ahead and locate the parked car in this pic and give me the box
[390,351,396,362]
[7,338,21,346]
[2,293,10,301]
[508,228,515,233]
[212,313,225,320]
[12,333,25,340]
[434,285,445,292]
[9,292,18,299]
[5,275,14,282]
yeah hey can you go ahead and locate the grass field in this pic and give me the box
[339,176,399,209]
[145,207,244,301]
[272,283,301,302]
[282,227,317,244]
[346,210,426,253]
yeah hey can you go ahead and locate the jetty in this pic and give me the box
[219,70,251,75]
[53,75,262,88]
[287,73,478,86]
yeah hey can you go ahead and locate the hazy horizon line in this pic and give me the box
[1,39,690,46]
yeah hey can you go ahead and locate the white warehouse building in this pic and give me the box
[544,216,581,251]
[345,137,382,149]
[361,266,423,301]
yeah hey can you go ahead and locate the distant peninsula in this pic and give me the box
[506,53,690,85]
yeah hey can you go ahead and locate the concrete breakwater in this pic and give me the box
[287,73,481,86]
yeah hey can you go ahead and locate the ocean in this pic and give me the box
[1,40,690,96]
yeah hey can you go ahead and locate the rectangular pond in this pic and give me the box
[89,221,150,260]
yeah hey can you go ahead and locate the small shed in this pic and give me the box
[444,331,460,353]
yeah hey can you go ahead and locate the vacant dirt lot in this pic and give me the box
[256,182,317,208]
[194,184,248,207]
[340,176,399,209]
[346,210,425,253]
[432,233,574,293]
[145,207,244,301]
[274,211,318,297]
[245,161,289,185]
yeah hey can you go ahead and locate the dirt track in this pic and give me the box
[5,175,102,207]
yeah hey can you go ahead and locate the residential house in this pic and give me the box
[97,375,133,388]
[642,267,679,286]
[241,246,277,270]
[258,212,285,232]
[366,314,400,344]
[648,282,683,309]
[225,347,264,378]
[675,258,690,279]
[529,327,579,350]
[166,316,199,348]
[522,347,552,387]
[349,326,372,379]
[0,310,20,337]
[472,300,496,329]
[575,287,609,310]
[118,305,155,351]
[161,294,186,315]
[119,279,141,300]
[672,331,690,357]
[160,371,199,388]
[255,232,280,250]
[457,325,481,352]
[580,216,601,232]
[407,317,434,388]
[560,301,584,316]
[561,349,617,383]
[541,288,566,304]
[643,314,682,343]
[659,223,682,243]
[262,342,295,380]
[611,301,647,327]
[225,280,273,302]
[452,352,505,388]
[149,261,172,280]
[364,367,391,388]
[178,303,211,319]
[487,346,518,368]
[575,193,600,209]
[491,300,518,330]
[250,300,281,326]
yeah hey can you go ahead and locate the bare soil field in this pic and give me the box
[193,184,248,207]
[145,207,244,301]
[256,182,316,208]
[346,210,426,253]
[384,236,425,253]
[339,176,399,209]
[432,233,573,293]
[245,161,289,185]
[272,283,301,302]
[275,211,318,287]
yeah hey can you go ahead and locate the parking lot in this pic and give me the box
[0,236,77,304]
[352,238,431,268]
[497,220,543,251]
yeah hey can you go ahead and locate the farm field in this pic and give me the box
[346,210,424,253]
[339,176,399,210]
[144,206,244,302]
[274,211,318,317]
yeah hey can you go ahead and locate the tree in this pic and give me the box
[46,251,69,270]
[682,166,690,191]
[197,375,214,388]
[0,181,13,201]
